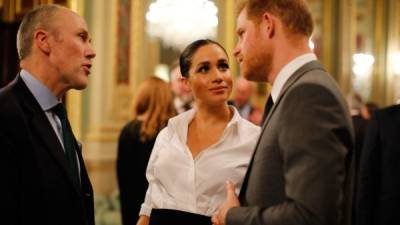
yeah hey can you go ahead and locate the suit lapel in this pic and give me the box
[76,140,94,195]
[15,76,83,195]
[239,61,325,200]
[262,61,325,127]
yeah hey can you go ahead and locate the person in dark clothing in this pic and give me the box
[117,77,176,225]
[0,4,96,225]
[357,104,400,225]
[347,92,370,225]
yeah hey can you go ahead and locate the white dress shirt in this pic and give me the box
[139,106,260,216]
[270,53,317,102]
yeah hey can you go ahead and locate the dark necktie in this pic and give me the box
[261,95,274,125]
[51,103,80,185]
[239,95,274,200]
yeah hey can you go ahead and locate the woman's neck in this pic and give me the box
[187,103,233,159]
[193,103,232,125]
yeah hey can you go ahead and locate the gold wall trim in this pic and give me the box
[2,0,15,22]
[130,0,145,95]
[66,0,84,139]
[87,124,123,132]
[384,0,400,104]
[321,0,333,73]
[84,0,121,142]
[85,134,120,142]
[68,0,84,14]
[86,161,115,171]
[67,0,85,140]
[370,0,386,105]
[85,124,123,142]
[85,158,117,194]
[66,90,83,139]
[223,0,237,75]
[341,0,356,93]
[15,0,21,15]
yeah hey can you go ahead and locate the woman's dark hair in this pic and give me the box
[179,39,228,77]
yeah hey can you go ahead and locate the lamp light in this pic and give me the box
[352,53,375,78]
[146,0,218,51]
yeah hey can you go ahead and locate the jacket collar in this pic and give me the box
[14,75,83,195]
[262,60,325,127]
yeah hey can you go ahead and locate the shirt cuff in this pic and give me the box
[139,203,152,216]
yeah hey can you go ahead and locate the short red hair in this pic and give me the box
[236,0,314,37]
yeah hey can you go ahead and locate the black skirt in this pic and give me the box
[149,209,212,225]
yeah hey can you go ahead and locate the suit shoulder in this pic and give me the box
[0,82,29,129]
[0,83,21,115]
[0,80,16,100]
[287,79,343,104]
[373,104,400,123]
[298,68,339,89]
[378,104,400,114]
[291,69,347,106]
[281,80,352,128]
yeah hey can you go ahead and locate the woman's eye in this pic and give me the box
[218,63,230,71]
[198,66,209,73]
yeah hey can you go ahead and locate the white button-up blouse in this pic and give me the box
[139,107,261,216]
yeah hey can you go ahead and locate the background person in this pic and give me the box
[170,61,194,114]
[229,76,262,125]
[117,76,176,225]
[346,92,370,225]
[356,104,400,225]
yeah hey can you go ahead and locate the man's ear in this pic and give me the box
[262,12,275,38]
[34,29,51,54]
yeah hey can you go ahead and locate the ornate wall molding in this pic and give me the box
[336,0,356,94]
[370,0,387,105]
[382,0,400,104]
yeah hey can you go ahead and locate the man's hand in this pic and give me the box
[211,181,240,225]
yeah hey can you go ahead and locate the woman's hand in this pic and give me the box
[136,215,150,225]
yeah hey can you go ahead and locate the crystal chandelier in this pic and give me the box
[146,0,218,51]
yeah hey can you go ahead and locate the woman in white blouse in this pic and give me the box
[136,39,260,225]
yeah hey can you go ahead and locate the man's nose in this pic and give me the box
[233,44,240,59]
[86,45,96,59]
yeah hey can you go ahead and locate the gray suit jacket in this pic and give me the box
[227,61,354,225]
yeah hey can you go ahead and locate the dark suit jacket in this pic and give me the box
[356,105,400,225]
[227,61,354,225]
[351,115,369,225]
[117,120,156,225]
[0,76,94,225]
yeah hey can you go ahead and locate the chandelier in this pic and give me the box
[146,0,218,51]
